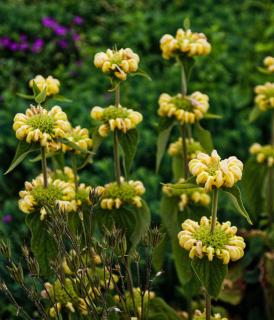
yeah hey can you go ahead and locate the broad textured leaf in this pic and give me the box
[241,158,267,219]
[148,297,181,320]
[156,118,175,173]
[194,122,214,153]
[94,200,150,252]
[222,186,252,224]
[118,128,138,178]
[191,257,228,298]
[249,106,261,122]
[4,141,40,174]
[25,213,57,276]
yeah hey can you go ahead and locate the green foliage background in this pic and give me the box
[0,0,273,318]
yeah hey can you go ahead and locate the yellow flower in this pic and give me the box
[19,175,76,218]
[254,82,274,111]
[96,178,145,210]
[178,216,246,264]
[29,75,60,96]
[168,137,204,159]
[160,28,211,60]
[263,56,274,73]
[189,150,243,191]
[13,105,71,150]
[62,125,93,153]
[90,105,142,136]
[193,309,228,320]
[249,143,274,167]
[52,166,76,183]
[158,92,209,124]
[94,48,140,80]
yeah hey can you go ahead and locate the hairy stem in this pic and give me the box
[114,85,121,185]
[181,62,187,96]
[210,189,218,234]
[41,146,48,188]
[71,153,78,193]
[180,125,189,179]
[205,290,211,320]
[268,167,273,225]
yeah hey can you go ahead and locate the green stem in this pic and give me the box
[210,189,218,234]
[180,125,189,179]
[181,62,187,96]
[271,111,274,146]
[205,291,211,320]
[41,146,48,188]
[268,167,273,225]
[71,153,78,193]
[113,85,121,185]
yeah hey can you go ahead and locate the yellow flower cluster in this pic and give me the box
[90,105,142,137]
[52,166,76,183]
[249,143,274,167]
[263,56,274,73]
[62,125,93,153]
[94,48,140,80]
[254,82,274,111]
[189,150,243,191]
[29,75,60,96]
[168,137,204,159]
[41,279,89,317]
[13,105,71,150]
[193,309,228,320]
[160,28,211,60]
[158,92,209,124]
[19,175,76,219]
[178,216,246,264]
[95,178,145,210]
[163,179,210,211]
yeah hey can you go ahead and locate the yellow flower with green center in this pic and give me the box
[163,178,210,211]
[13,105,71,150]
[160,28,211,60]
[193,309,228,320]
[263,56,274,73]
[62,126,93,153]
[250,143,274,167]
[41,279,89,317]
[29,75,60,96]
[168,137,204,159]
[95,178,145,210]
[90,105,142,137]
[178,216,246,264]
[254,82,274,111]
[189,150,243,191]
[19,175,76,219]
[94,48,140,81]
[158,92,209,124]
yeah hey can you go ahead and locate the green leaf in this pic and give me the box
[25,213,57,276]
[163,176,198,195]
[156,118,175,173]
[249,106,261,122]
[32,80,40,97]
[172,155,185,180]
[194,122,214,153]
[118,128,138,178]
[130,68,152,81]
[204,113,223,119]
[152,226,168,271]
[58,138,93,154]
[222,185,252,224]
[4,141,40,174]
[191,257,228,298]
[148,297,181,320]
[92,127,104,154]
[35,86,47,104]
[94,200,150,252]
[52,94,72,102]
[160,195,179,237]
[241,158,268,219]
[16,92,34,100]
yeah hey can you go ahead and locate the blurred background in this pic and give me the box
[0,0,273,318]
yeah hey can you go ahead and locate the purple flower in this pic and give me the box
[42,16,58,29]
[72,16,84,25]
[19,42,29,51]
[32,38,44,53]
[72,32,80,42]
[53,25,68,36]
[58,39,68,49]
[0,36,11,48]
[2,214,13,224]
[9,42,19,51]
[20,34,28,41]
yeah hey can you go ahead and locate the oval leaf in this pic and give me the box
[194,122,214,153]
